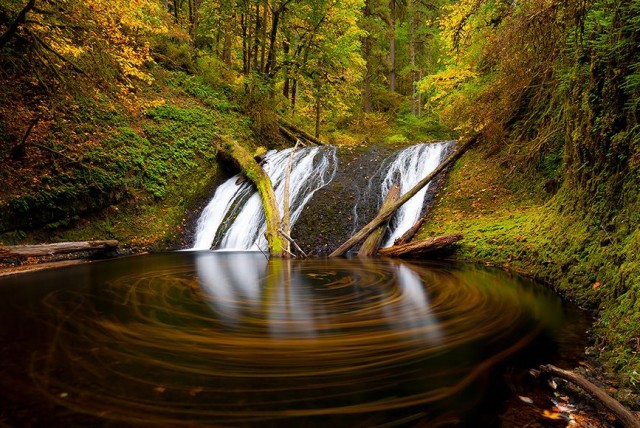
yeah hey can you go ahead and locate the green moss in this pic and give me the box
[0,70,252,250]
[421,146,640,401]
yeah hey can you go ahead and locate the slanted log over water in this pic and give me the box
[378,234,462,258]
[358,183,400,257]
[330,137,476,257]
[0,240,118,259]
[539,365,640,428]
[218,142,286,257]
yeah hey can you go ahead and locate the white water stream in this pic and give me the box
[192,146,338,251]
[354,141,454,248]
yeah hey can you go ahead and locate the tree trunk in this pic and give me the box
[278,117,326,145]
[378,234,462,258]
[329,137,476,257]
[291,78,297,114]
[264,3,281,77]
[0,0,36,49]
[362,0,372,113]
[282,38,290,98]
[241,13,249,73]
[253,2,260,71]
[315,91,321,138]
[0,240,119,259]
[410,3,417,115]
[218,142,285,257]
[539,365,640,428]
[358,184,400,257]
[282,140,301,254]
[389,0,396,92]
[259,0,268,71]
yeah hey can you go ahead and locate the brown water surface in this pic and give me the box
[0,252,588,427]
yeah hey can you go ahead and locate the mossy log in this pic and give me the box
[358,183,400,257]
[329,137,476,257]
[0,240,118,259]
[218,142,285,257]
[378,234,462,258]
[539,364,640,428]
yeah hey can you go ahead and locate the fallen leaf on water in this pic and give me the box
[542,410,564,420]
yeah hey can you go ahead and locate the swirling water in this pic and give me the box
[0,253,588,427]
[192,146,338,251]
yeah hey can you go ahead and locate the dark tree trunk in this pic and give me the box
[389,0,396,92]
[0,0,36,49]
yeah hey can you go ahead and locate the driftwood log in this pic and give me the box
[358,183,400,257]
[218,141,286,257]
[539,365,640,428]
[0,240,118,259]
[329,136,476,257]
[378,234,462,258]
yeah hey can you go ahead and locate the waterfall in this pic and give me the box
[192,146,338,251]
[354,141,454,248]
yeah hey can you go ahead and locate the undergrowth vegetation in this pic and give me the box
[0,70,251,249]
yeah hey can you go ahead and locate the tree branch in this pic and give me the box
[0,0,36,49]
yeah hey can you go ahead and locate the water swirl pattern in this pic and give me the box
[0,253,587,427]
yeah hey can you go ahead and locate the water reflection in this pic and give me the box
[0,253,587,427]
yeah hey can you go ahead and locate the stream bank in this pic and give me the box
[419,143,640,409]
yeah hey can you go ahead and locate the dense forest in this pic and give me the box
[1,0,639,409]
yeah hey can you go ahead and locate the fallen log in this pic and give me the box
[539,364,640,428]
[378,234,462,258]
[218,141,286,257]
[393,217,426,246]
[277,117,326,146]
[358,183,400,257]
[0,240,119,259]
[329,136,476,257]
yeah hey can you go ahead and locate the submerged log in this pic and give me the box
[358,183,400,257]
[378,234,462,258]
[539,364,640,428]
[218,141,286,257]
[0,240,119,259]
[329,136,476,257]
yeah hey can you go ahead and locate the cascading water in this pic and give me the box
[192,146,338,251]
[353,141,454,248]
